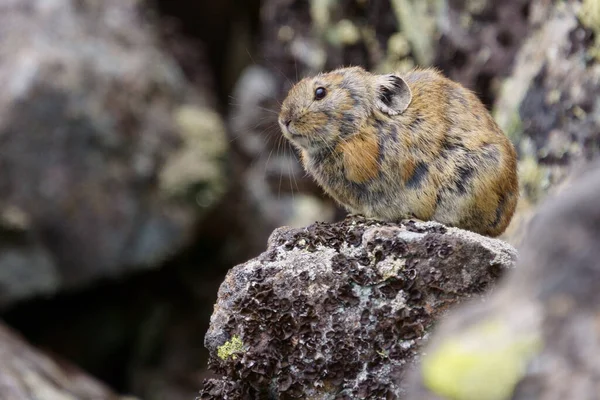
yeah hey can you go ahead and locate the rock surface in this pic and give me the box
[406,162,600,400]
[200,217,517,399]
[0,0,227,307]
[0,320,129,400]
[495,0,600,245]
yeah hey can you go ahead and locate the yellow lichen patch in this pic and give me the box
[310,0,334,34]
[390,0,440,65]
[159,105,228,207]
[421,319,542,400]
[387,33,411,59]
[518,153,548,204]
[217,336,245,361]
[579,0,600,34]
[0,205,30,231]
[330,19,361,45]
[579,0,600,60]
[278,25,295,42]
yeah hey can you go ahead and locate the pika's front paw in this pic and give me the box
[345,212,364,219]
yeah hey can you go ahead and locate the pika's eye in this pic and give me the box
[314,87,327,100]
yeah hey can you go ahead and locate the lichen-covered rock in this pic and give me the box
[200,217,517,399]
[0,321,129,400]
[0,0,227,307]
[406,162,600,400]
[493,0,600,246]
[499,4,598,190]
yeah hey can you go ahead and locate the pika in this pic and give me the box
[278,66,519,237]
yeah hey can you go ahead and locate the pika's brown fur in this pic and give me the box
[279,66,519,237]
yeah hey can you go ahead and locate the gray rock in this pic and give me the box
[405,162,600,400]
[0,0,227,307]
[0,321,131,400]
[200,217,517,399]
[495,0,600,201]
[492,0,600,247]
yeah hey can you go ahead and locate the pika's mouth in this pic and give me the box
[279,119,308,145]
[279,118,293,133]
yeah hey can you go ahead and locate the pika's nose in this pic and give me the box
[284,119,291,127]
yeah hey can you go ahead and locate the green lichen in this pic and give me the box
[465,0,487,15]
[310,0,335,35]
[330,19,361,45]
[421,319,542,400]
[387,33,411,59]
[377,349,390,358]
[377,258,407,281]
[391,0,441,66]
[578,0,600,60]
[496,108,523,144]
[217,336,245,360]
[375,33,415,75]
[579,0,600,34]
[493,73,528,144]
[518,154,549,205]
[159,105,228,208]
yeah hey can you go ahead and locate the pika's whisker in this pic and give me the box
[277,134,284,200]
[285,144,295,201]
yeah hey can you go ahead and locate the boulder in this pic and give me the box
[406,162,600,400]
[200,217,517,399]
[494,0,600,245]
[0,0,227,307]
[0,320,130,400]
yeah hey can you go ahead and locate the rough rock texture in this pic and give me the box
[0,321,130,400]
[200,216,517,399]
[406,162,600,400]
[494,0,600,245]
[496,0,600,165]
[0,0,227,307]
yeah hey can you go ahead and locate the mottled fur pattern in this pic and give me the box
[279,66,519,237]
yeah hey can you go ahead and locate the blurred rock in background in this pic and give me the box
[405,161,600,400]
[0,0,226,306]
[0,0,598,399]
[495,0,600,245]
[0,0,234,399]
[0,322,128,400]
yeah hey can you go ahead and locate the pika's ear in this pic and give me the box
[375,74,412,116]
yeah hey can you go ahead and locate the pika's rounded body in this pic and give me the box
[278,66,518,237]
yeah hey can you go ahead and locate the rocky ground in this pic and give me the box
[200,217,516,399]
[0,0,598,399]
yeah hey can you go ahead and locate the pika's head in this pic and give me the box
[278,66,412,151]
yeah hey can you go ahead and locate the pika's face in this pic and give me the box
[278,67,374,151]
